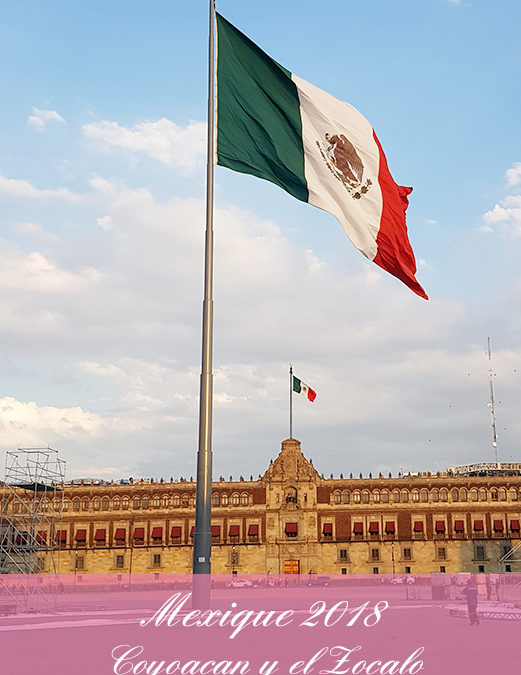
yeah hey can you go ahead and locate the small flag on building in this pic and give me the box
[216,13,427,300]
[293,376,316,402]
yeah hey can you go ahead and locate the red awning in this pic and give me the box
[94,529,106,541]
[285,523,298,534]
[248,524,259,536]
[474,520,484,531]
[454,520,465,532]
[133,527,145,539]
[56,530,67,542]
[75,529,87,541]
[413,521,424,532]
[190,526,195,537]
[171,526,182,537]
[114,529,126,540]
[510,520,520,531]
[385,522,395,533]
[369,522,379,533]
[323,523,333,534]
[211,526,221,537]
[152,527,163,538]
[229,525,240,536]
[494,520,504,531]
[36,531,47,543]
[435,521,446,533]
[353,522,364,534]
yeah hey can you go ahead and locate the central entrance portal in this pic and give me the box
[284,560,300,575]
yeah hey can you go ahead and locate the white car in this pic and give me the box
[390,575,415,585]
[230,578,253,588]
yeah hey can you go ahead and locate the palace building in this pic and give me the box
[1,438,521,576]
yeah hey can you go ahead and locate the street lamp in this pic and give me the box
[391,541,395,575]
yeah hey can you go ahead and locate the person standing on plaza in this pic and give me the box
[462,577,480,626]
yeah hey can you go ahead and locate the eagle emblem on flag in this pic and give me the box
[316,133,372,200]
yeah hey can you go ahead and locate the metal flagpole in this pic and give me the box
[289,365,293,439]
[192,0,216,608]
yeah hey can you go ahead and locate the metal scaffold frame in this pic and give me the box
[0,448,66,610]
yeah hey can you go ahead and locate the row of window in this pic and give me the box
[11,523,261,547]
[9,492,251,513]
[321,518,521,538]
[332,487,519,504]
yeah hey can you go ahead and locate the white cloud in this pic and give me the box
[0,174,81,202]
[27,107,66,130]
[0,396,103,448]
[97,215,113,230]
[506,162,521,187]
[82,118,206,169]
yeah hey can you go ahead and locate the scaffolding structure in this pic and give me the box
[0,448,66,610]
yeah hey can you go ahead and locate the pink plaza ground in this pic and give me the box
[0,574,518,674]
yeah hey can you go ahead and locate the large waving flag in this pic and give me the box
[216,14,427,300]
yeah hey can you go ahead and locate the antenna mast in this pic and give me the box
[486,337,498,464]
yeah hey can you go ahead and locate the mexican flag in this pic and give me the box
[216,14,427,300]
[293,376,316,403]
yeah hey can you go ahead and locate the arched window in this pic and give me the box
[362,491,370,504]
[221,494,229,506]
[13,501,20,514]
[353,491,361,503]
[401,490,409,503]
[479,488,487,501]
[93,497,100,511]
[342,490,350,503]
[153,496,160,508]
[190,494,196,507]
[470,488,478,502]
[212,493,220,506]
[122,497,129,510]
[432,489,439,502]
[232,493,240,506]
[102,496,110,510]
[82,498,89,511]
[142,496,149,509]
[162,495,170,508]
[381,491,389,503]
[452,489,459,502]
[499,488,507,502]
[72,497,80,512]
[62,499,69,512]
[393,490,400,503]
[372,490,380,503]
[491,489,498,502]
[113,497,120,510]
[412,490,420,502]
[334,491,341,504]
[420,489,429,502]
[460,488,468,502]
[440,489,448,502]
[41,499,49,513]
[241,493,249,505]
[173,494,180,507]
[133,496,141,510]
[510,488,518,501]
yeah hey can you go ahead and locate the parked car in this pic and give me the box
[390,575,415,585]
[306,576,332,587]
[229,578,253,588]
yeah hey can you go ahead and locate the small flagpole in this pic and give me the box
[192,0,216,608]
[289,364,293,439]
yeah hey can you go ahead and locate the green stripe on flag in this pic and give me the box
[292,376,302,394]
[216,13,308,202]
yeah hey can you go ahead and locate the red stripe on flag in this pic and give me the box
[308,387,317,402]
[372,132,428,300]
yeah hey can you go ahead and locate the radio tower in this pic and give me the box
[486,337,499,464]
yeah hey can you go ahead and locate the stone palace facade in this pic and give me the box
[2,439,521,575]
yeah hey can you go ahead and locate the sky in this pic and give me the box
[0,0,520,483]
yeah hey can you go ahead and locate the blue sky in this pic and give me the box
[0,0,520,481]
